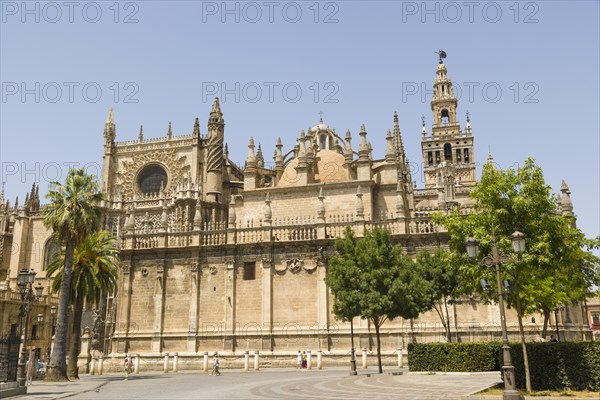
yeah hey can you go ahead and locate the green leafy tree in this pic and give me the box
[415,249,467,342]
[435,158,600,393]
[326,227,431,373]
[47,230,119,379]
[42,168,104,381]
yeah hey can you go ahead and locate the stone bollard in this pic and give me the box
[317,349,322,370]
[362,348,367,369]
[244,350,249,372]
[163,353,169,373]
[397,347,403,368]
[307,350,312,370]
[90,358,97,375]
[203,352,209,372]
[98,355,104,375]
[173,352,179,373]
[254,351,259,371]
[134,354,140,374]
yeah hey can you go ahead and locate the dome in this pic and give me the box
[278,150,347,187]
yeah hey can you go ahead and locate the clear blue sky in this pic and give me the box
[1,1,598,240]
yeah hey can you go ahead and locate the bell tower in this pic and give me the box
[421,51,475,189]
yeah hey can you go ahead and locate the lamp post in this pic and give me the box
[38,306,56,362]
[349,319,357,375]
[465,226,525,400]
[16,268,44,387]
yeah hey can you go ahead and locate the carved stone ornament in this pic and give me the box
[140,266,149,277]
[114,149,190,198]
[303,261,317,272]
[208,265,218,275]
[287,258,304,273]
[274,263,288,273]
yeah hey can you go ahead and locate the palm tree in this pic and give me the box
[42,168,104,381]
[47,231,119,379]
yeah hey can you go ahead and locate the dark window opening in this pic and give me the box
[137,164,168,195]
[31,325,38,340]
[44,240,61,271]
[435,151,440,164]
[456,149,461,162]
[464,149,470,163]
[441,109,450,125]
[243,262,256,280]
[593,312,600,325]
[10,324,18,336]
[319,135,326,150]
[443,143,452,161]
[427,152,433,166]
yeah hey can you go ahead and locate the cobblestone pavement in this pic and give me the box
[19,368,501,400]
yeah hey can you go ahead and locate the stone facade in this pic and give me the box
[0,58,591,362]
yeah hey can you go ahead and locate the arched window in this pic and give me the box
[444,143,452,161]
[319,135,326,150]
[441,109,449,125]
[44,240,61,270]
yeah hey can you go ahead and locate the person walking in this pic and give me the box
[301,351,307,369]
[296,350,302,369]
[211,352,221,376]
[123,354,132,380]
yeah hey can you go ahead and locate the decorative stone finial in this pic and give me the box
[167,122,173,140]
[138,125,144,143]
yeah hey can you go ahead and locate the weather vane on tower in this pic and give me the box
[435,49,447,64]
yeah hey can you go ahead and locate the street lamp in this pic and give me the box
[16,268,44,387]
[349,319,357,375]
[465,226,525,400]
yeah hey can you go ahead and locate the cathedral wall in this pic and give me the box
[129,264,157,335]
[198,262,226,335]
[163,261,192,333]
[234,262,263,328]
[272,257,318,328]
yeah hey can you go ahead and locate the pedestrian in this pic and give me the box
[123,354,132,380]
[296,350,302,369]
[301,351,307,369]
[211,352,221,376]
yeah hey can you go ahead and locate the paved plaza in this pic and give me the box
[17,368,501,400]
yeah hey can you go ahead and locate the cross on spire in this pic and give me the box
[318,110,324,123]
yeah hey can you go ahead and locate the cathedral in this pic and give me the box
[0,58,588,364]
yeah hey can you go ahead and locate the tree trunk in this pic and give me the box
[67,298,84,379]
[515,299,532,393]
[541,307,550,339]
[453,303,460,342]
[432,302,450,342]
[443,296,452,342]
[374,320,383,374]
[45,240,75,382]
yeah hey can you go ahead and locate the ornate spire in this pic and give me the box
[138,125,144,143]
[275,137,283,163]
[103,107,116,144]
[421,114,427,136]
[358,124,369,157]
[264,192,272,223]
[107,107,114,124]
[193,117,200,137]
[167,121,173,140]
[211,96,222,115]
[317,186,325,220]
[465,111,472,135]
[385,128,395,162]
[224,143,229,158]
[393,111,406,160]
[256,144,264,168]
[355,185,364,220]
[246,136,256,164]
[344,129,353,161]
[560,180,573,213]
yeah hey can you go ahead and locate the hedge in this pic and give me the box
[407,342,502,372]
[407,341,600,392]
[505,341,600,392]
